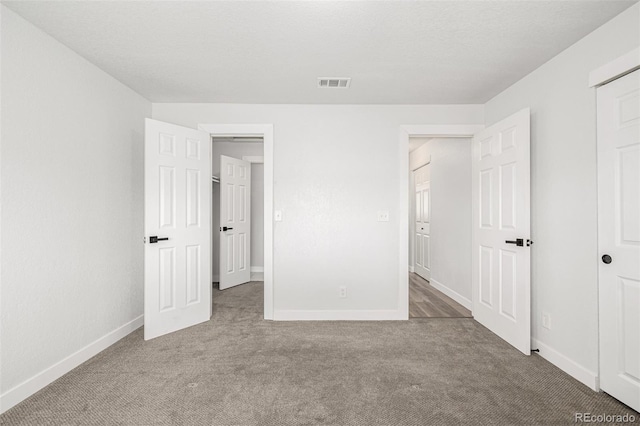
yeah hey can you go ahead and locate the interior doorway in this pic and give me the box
[399,111,532,355]
[408,136,473,319]
[211,136,265,288]
[199,123,274,320]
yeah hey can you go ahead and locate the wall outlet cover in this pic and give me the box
[377,210,390,222]
[338,286,347,298]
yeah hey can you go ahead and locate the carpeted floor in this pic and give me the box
[1,282,638,425]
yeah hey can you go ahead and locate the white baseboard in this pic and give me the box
[250,266,264,273]
[274,310,404,321]
[531,338,599,391]
[0,315,143,414]
[429,279,472,311]
[408,265,415,273]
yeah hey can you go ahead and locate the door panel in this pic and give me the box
[598,70,640,411]
[414,164,431,280]
[219,155,251,290]
[472,108,530,355]
[144,119,211,340]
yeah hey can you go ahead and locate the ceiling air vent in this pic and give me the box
[318,78,351,89]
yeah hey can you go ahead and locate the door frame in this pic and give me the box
[398,125,484,319]
[199,123,274,320]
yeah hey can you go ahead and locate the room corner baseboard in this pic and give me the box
[531,338,598,391]
[428,279,472,311]
[0,315,143,414]
[250,266,264,273]
[273,310,404,321]
[408,266,415,273]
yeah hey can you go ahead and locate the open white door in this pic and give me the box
[597,70,640,412]
[219,155,251,290]
[472,108,531,355]
[144,119,211,340]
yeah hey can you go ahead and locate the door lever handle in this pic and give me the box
[505,238,524,247]
[221,226,234,231]
[149,236,169,244]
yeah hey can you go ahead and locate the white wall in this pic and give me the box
[153,104,483,316]
[0,6,150,410]
[484,3,640,384]
[211,142,264,279]
[409,138,472,305]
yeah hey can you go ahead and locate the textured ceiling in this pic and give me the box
[4,1,637,104]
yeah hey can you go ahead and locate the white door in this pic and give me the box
[597,70,640,412]
[219,155,251,290]
[144,119,211,340]
[414,164,431,280]
[472,108,531,355]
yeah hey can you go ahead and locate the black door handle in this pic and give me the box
[505,238,524,247]
[221,226,234,231]
[149,236,169,244]
[602,254,612,264]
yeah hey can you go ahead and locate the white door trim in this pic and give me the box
[398,124,485,319]
[589,47,640,88]
[198,123,274,320]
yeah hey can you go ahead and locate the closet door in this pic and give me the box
[597,70,640,412]
[414,164,431,280]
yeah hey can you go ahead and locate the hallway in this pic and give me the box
[409,273,472,318]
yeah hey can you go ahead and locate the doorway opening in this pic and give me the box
[199,124,274,320]
[211,136,265,284]
[408,136,473,319]
[210,136,265,316]
[400,113,532,355]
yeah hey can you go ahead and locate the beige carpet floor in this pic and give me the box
[1,282,638,425]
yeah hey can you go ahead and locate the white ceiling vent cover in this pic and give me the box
[318,78,351,89]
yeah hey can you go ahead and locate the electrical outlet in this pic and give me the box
[377,210,390,222]
[542,312,551,330]
[274,210,283,222]
[338,286,347,298]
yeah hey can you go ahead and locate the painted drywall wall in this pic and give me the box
[152,104,483,314]
[211,142,264,279]
[0,5,150,404]
[485,3,640,380]
[409,138,472,304]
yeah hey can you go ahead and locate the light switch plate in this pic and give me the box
[542,312,551,330]
[377,210,390,222]
[274,210,283,222]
